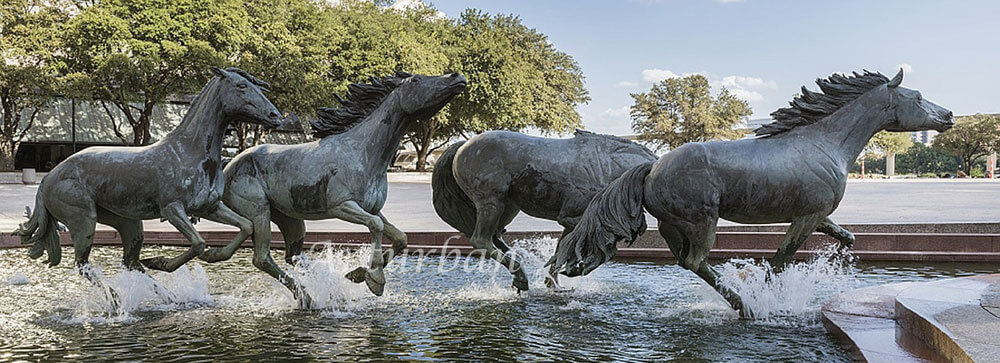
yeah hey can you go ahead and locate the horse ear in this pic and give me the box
[211,67,227,78]
[887,68,903,88]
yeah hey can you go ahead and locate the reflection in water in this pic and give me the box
[0,237,993,361]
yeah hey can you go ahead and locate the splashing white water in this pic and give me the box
[5,272,30,285]
[715,245,857,321]
[67,263,213,322]
[509,236,605,294]
[283,246,370,311]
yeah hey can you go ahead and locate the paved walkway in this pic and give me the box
[0,178,997,233]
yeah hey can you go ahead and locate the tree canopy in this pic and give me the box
[629,74,751,151]
[61,0,252,145]
[0,0,69,170]
[6,0,590,171]
[933,114,1000,175]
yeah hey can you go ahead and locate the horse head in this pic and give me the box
[211,67,283,129]
[883,69,954,132]
[392,72,467,121]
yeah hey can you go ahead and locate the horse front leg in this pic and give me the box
[378,213,407,268]
[335,201,387,296]
[816,217,855,252]
[770,213,825,274]
[199,203,253,263]
[141,202,206,272]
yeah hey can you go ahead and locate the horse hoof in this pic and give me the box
[140,257,171,272]
[365,269,386,296]
[512,276,529,292]
[199,249,228,263]
[345,267,368,283]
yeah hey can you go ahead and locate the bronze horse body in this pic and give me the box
[550,70,954,316]
[199,72,467,305]
[432,130,657,291]
[14,68,282,290]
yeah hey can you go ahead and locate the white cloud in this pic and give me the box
[641,68,680,83]
[600,106,631,119]
[719,75,776,90]
[728,88,765,102]
[616,81,639,88]
[894,63,914,74]
[389,0,446,19]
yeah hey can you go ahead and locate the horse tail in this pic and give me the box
[12,184,62,266]
[431,141,477,236]
[547,161,654,277]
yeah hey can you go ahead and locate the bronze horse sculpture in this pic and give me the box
[14,67,282,295]
[432,130,657,291]
[548,70,954,316]
[199,72,467,305]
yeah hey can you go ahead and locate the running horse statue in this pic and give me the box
[199,72,467,306]
[14,67,282,295]
[548,69,954,316]
[432,130,657,291]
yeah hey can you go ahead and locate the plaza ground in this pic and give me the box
[0,176,997,233]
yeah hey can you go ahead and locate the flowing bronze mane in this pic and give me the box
[225,67,272,90]
[310,71,413,138]
[756,71,890,136]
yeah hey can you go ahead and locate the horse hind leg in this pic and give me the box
[46,189,123,309]
[470,200,529,292]
[660,216,748,317]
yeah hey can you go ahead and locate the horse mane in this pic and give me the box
[573,129,656,157]
[756,70,890,136]
[311,71,412,138]
[225,67,271,90]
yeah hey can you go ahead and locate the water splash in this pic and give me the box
[283,245,370,311]
[66,263,213,322]
[715,245,857,321]
[5,272,30,285]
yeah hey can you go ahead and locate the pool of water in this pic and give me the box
[0,238,995,361]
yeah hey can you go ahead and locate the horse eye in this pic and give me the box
[238,83,248,89]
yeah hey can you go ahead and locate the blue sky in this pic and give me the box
[422,0,1000,135]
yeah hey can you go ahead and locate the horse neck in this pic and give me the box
[161,80,228,163]
[342,98,413,170]
[804,89,892,168]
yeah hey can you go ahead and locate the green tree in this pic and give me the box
[895,143,961,175]
[397,9,590,171]
[62,0,251,145]
[630,74,751,151]
[0,0,69,171]
[230,0,338,150]
[865,131,913,175]
[933,114,1000,175]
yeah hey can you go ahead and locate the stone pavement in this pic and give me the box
[823,274,1000,362]
[0,178,997,233]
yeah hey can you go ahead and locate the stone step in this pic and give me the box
[823,274,1000,362]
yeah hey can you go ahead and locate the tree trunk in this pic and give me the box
[0,142,15,171]
[886,153,896,176]
[415,147,429,172]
